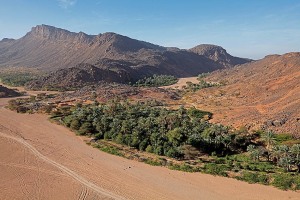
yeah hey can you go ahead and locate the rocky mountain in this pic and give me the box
[186,52,300,135]
[25,63,134,90]
[0,25,250,82]
[190,44,251,68]
[0,85,21,98]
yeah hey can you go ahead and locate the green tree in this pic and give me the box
[291,144,300,172]
[167,128,184,147]
[262,130,276,150]
[70,119,81,130]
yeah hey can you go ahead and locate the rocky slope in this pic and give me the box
[0,85,21,97]
[185,52,300,135]
[25,63,134,90]
[0,25,250,81]
[189,44,251,68]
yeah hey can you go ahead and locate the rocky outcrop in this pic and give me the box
[0,85,21,98]
[190,44,251,68]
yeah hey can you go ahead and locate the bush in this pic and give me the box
[70,119,81,130]
[134,74,178,87]
[96,145,124,157]
[203,163,228,176]
[165,147,180,158]
[272,174,294,190]
[169,163,196,172]
[144,159,163,166]
[145,145,153,153]
[293,175,300,190]
[239,172,269,185]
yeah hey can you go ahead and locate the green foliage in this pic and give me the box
[134,74,178,87]
[144,158,163,166]
[239,172,269,185]
[197,73,210,79]
[94,144,124,157]
[187,106,212,119]
[182,73,221,92]
[183,80,219,92]
[53,99,300,190]
[70,119,81,130]
[56,100,253,159]
[275,133,295,145]
[203,163,228,176]
[0,72,37,86]
[262,130,276,150]
[169,163,197,172]
[272,173,294,190]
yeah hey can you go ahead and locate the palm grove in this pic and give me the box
[56,100,254,158]
[54,100,300,169]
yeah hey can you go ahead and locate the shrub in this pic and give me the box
[272,174,294,190]
[203,163,228,176]
[144,159,163,166]
[145,145,153,153]
[70,119,81,130]
[96,145,124,157]
[134,74,178,87]
[239,172,269,185]
[169,163,196,172]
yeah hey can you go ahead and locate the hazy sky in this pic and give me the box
[0,0,299,59]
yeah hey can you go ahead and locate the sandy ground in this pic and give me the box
[1,97,300,200]
[161,77,199,89]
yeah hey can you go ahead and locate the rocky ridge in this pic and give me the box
[0,25,251,81]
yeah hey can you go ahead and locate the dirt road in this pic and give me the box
[1,97,300,200]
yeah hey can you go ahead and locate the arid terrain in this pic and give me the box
[0,22,299,200]
[1,86,300,200]
[178,52,300,135]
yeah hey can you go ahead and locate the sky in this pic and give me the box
[0,0,300,59]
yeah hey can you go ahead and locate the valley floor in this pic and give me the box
[0,97,300,199]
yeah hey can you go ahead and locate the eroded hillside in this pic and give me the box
[183,53,300,135]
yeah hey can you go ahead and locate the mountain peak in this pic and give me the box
[190,44,251,68]
[29,24,93,43]
[190,44,227,56]
[30,24,70,37]
[0,38,15,43]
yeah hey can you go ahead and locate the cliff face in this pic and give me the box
[28,25,94,44]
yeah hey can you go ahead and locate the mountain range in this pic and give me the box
[0,24,250,83]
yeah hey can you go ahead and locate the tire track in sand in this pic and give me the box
[0,132,126,200]
[78,186,88,200]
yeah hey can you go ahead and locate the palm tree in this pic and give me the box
[279,145,290,157]
[262,130,276,150]
[278,156,292,172]
[271,145,282,163]
[247,145,261,161]
[291,144,300,172]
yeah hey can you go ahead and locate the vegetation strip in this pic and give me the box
[47,100,300,191]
